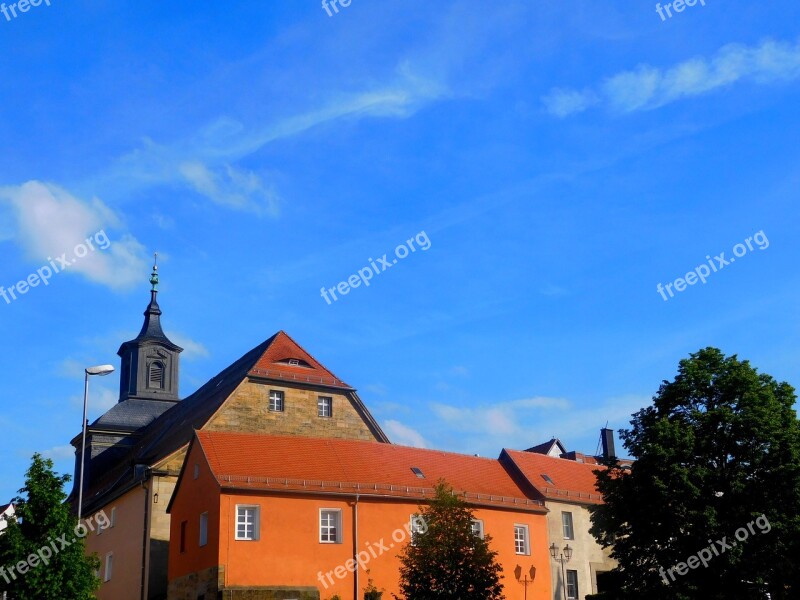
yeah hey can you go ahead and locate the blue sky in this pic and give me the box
[1,1,799,501]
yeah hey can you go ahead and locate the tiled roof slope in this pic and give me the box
[248,330,352,389]
[501,449,605,505]
[78,332,389,513]
[190,430,546,512]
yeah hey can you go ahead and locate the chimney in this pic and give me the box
[601,428,616,460]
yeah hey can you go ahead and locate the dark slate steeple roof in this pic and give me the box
[118,255,182,355]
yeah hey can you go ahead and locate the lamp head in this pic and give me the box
[549,543,558,559]
[564,544,573,561]
[86,365,115,376]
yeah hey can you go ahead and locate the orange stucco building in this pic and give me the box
[167,431,553,600]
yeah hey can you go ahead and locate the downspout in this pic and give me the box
[353,495,360,600]
[140,470,152,600]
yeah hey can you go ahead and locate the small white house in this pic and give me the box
[0,503,15,535]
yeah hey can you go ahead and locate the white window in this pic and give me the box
[318,396,332,417]
[269,390,284,412]
[409,514,426,545]
[235,505,259,541]
[199,512,208,547]
[471,519,484,539]
[566,569,579,600]
[562,511,574,540]
[104,552,113,582]
[514,524,530,555]
[319,509,342,543]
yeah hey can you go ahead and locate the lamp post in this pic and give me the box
[78,364,115,519]
[549,543,573,600]
[514,565,536,600]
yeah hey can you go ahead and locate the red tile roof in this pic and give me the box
[248,331,352,389]
[194,431,545,512]
[502,449,605,505]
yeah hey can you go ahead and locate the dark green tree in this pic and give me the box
[590,348,800,600]
[395,480,504,600]
[0,454,100,599]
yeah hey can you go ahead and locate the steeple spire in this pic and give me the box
[150,252,159,292]
[117,254,183,403]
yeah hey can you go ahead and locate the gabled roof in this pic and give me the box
[501,448,605,505]
[173,430,545,513]
[525,438,567,457]
[77,332,388,513]
[248,330,352,389]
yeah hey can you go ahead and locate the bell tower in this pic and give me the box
[117,254,183,403]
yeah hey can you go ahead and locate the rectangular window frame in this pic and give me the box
[514,524,530,555]
[235,505,260,541]
[562,511,574,540]
[104,552,113,582]
[471,519,484,539]
[566,569,579,600]
[409,513,426,546]
[318,396,333,418]
[180,520,187,553]
[199,512,208,547]
[269,390,285,412]
[319,508,342,544]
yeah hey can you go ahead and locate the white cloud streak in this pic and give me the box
[543,37,800,117]
[383,419,428,448]
[0,181,147,290]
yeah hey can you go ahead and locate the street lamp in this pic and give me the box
[77,364,115,519]
[550,543,573,600]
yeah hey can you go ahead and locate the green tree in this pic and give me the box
[590,348,800,600]
[0,454,100,599]
[395,480,504,600]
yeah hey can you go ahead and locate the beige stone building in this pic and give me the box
[500,438,618,600]
[69,264,388,600]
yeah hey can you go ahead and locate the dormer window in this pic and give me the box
[148,361,165,389]
[276,357,311,368]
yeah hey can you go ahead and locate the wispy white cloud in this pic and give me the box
[106,62,447,216]
[383,419,428,448]
[542,88,599,117]
[42,445,76,462]
[429,395,648,456]
[0,181,147,290]
[543,37,800,117]
[433,396,571,437]
[171,333,210,361]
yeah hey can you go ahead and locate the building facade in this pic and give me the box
[500,440,619,600]
[70,263,388,600]
[167,431,553,600]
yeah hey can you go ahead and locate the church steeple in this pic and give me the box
[117,254,183,403]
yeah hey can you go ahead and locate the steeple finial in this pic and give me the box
[150,252,159,292]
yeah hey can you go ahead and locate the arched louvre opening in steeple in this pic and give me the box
[148,361,165,389]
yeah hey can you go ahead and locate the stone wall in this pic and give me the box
[205,379,379,441]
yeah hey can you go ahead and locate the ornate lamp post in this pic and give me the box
[549,543,573,600]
